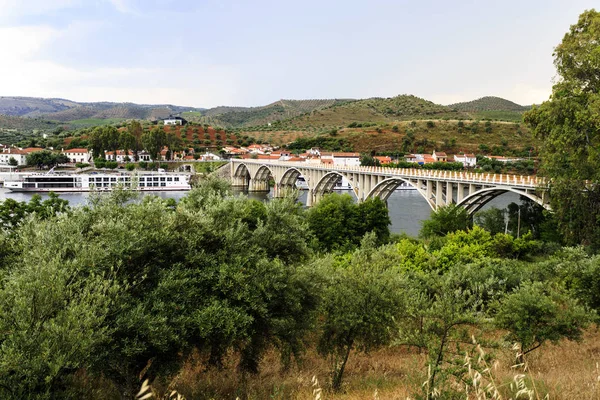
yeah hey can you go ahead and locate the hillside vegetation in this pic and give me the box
[0,96,203,122]
[449,96,530,122]
[201,99,352,127]
[274,95,469,129]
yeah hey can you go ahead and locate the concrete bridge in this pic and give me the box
[230,159,549,214]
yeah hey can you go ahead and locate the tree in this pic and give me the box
[142,128,166,164]
[420,204,471,238]
[524,9,600,248]
[7,157,18,167]
[306,193,390,252]
[474,207,506,235]
[26,151,68,168]
[317,236,404,391]
[360,154,381,166]
[127,120,144,161]
[494,281,589,362]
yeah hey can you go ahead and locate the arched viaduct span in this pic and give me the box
[230,159,550,214]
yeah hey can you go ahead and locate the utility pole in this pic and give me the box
[517,207,521,238]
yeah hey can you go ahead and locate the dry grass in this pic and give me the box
[164,328,600,400]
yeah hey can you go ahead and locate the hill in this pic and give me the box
[449,96,530,122]
[0,96,204,123]
[272,95,468,129]
[449,96,529,112]
[201,99,352,128]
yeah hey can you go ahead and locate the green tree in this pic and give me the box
[26,151,68,168]
[359,154,381,166]
[306,194,390,251]
[494,281,589,362]
[127,120,144,161]
[7,157,18,167]
[524,9,600,248]
[142,128,166,164]
[317,236,404,391]
[420,204,471,238]
[474,207,506,235]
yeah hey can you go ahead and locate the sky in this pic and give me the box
[0,0,597,108]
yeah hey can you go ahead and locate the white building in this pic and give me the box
[163,116,187,126]
[454,153,477,167]
[321,152,361,166]
[0,148,28,166]
[63,148,91,164]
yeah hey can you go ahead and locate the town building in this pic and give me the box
[63,148,92,164]
[454,153,477,167]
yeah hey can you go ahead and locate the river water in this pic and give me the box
[0,188,519,237]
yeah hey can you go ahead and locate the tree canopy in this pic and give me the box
[524,9,600,248]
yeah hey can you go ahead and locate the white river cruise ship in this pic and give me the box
[3,172,191,192]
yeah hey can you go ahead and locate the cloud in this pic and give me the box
[0,0,80,19]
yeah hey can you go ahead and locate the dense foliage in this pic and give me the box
[524,9,600,249]
[0,178,595,399]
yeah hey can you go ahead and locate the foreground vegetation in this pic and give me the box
[0,180,598,399]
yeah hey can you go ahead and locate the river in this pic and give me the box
[0,188,520,237]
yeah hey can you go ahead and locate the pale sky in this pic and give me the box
[0,0,596,108]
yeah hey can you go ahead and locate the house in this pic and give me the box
[0,148,28,166]
[404,154,418,163]
[375,156,392,165]
[432,151,448,162]
[105,150,134,163]
[321,152,361,166]
[163,116,187,126]
[63,148,91,164]
[454,153,477,167]
[138,150,152,161]
[199,152,221,161]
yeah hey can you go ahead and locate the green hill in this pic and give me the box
[202,99,352,128]
[274,95,468,129]
[449,96,530,122]
[449,96,529,112]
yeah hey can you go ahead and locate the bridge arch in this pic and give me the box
[253,164,275,181]
[457,186,548,214]
[365,177,426,204]
[313,171,357,196]
[279,167,303,188]
[233,162,250,178]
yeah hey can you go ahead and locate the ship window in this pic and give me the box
[140,183,145,187]
[153,182,159,187]
[110,178,116,182]
[160,182,166,187]
[103,177,109,181]
[167,177,173,182]
[160,177,165,182]
[153,177,159,181]
[174,177,179,181]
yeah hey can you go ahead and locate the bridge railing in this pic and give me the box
[232,159,545,189]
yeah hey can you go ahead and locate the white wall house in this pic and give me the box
[163,116,187,125]
[0,148,27,166]
[454,153,477,167]
[321,152,361,166]
[63,148,91,164]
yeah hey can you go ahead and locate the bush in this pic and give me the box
[160,163,168,170]
[147,162,156,170]
[75,163,90,168]
[125,163,135,171]
[138,161,148,169]
[105,161,118,169]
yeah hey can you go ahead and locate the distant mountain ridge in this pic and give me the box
[0,96,204,121]
[0,95,530,130]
